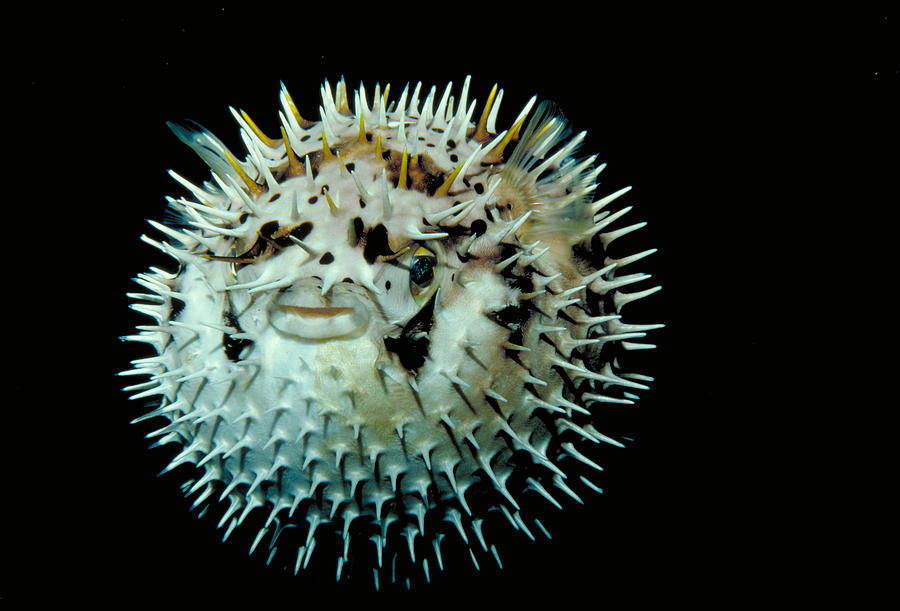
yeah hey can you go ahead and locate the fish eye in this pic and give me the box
[409,245,439,301]
[410,251,435,287]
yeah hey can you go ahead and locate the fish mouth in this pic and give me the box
[276,305,356,318]
[269,282,372,340]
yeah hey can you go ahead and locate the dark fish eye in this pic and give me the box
[410,254,435,287]
[409,246,439,301]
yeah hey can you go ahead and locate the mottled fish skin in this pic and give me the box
[121,76,662,586]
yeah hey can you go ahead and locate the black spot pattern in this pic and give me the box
[383,293,436,372]
[223,311,253,362]
[291,222,314,241]
[362,224,392,264]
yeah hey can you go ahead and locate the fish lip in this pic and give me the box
[274,304,357,319]
[269,288,372,340]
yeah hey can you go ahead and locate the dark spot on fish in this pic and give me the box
[169,295,186,321]
[223,311,253,362]
[291,222,313,242]
[487,303,530,331]
[352,217,365,245]
[258,220,279,239]
[423,172,443,195]
[383,292,436,372]
[363,223,393,264]
[470,219,487,236]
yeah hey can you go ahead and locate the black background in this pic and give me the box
[9,7,894,606]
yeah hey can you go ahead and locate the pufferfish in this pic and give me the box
[121,76,662,587]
